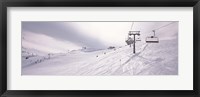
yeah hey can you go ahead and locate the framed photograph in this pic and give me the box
[0,0,200,97]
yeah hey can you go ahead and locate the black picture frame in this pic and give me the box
[0,0,200,97]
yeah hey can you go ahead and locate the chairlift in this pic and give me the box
[129,31,140,36]
[146,36,159,43]
[136,39,141,41]
[125,37,134,45]
[145,30,159,43]
[136,36,141,41]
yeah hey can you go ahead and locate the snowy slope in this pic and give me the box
[22,22,178,75]
[22,38,178,75]
[21,31,81,68]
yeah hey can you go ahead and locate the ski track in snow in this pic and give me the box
[22,39,178,76]
[21,22,179,75]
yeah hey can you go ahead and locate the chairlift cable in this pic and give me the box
[130,22,134,30]
[126,22,134,39]
[153,22,176,31]
[145,22,176,43]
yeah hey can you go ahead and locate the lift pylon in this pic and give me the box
[128,31,140,53]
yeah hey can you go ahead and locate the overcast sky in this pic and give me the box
[22,21,178,53]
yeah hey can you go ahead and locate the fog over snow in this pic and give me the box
[22,22,177,53]
[22,21,178,75]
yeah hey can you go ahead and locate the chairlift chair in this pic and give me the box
[125,37,134,45]
[146,36,159,43]
[136,36,141,41]
[145,30,159,43]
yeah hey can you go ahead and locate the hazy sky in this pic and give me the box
[22,21,178,53]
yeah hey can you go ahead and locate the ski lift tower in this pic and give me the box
[129,31,140,53]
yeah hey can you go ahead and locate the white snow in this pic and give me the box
[22,31,81,53]
[22,22,178,75]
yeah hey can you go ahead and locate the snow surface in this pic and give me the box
[22,22,178,75]
[22,39,178,75]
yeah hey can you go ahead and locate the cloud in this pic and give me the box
[22,31,80,53]
[22,22,106,49]
[22,21,178,50]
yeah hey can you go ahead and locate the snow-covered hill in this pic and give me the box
[22,38,178,75]
[22,22,178,75]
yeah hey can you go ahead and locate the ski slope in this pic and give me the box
[22,38,178,75]
[22,22,178,75]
